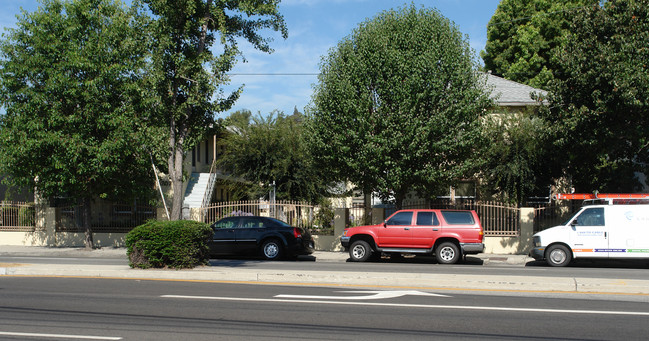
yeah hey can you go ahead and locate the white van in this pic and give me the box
[530,203,649,266]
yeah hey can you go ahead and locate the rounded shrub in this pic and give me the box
[125,220,213,269]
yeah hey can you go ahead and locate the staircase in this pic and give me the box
[182,173,215,219]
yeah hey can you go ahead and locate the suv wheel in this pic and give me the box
[349,240,372,262]
[436,242,460,264]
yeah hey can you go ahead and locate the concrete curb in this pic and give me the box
[2,246,648,295]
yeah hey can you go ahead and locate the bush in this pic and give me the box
[125,220,213,269]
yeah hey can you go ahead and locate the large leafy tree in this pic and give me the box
[480,111,553,203]
[0,0,153,248]
[218,110,326,203]
[307,5,492,209]
[144,0,287,220]
[482,0,595,89]
[544,0,649,192]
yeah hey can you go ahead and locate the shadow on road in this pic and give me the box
[525,259,649,269]
[208,254,317,267]
[344,253,484,266]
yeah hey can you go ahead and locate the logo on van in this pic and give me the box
[625,211,634,221]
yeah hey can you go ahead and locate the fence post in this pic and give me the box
[333,208,349,250]
[519,207,535,254]
[43,207,57,246]
[189,207,202,222]
[371,208,385,225]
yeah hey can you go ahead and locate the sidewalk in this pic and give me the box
[2,245,649,295]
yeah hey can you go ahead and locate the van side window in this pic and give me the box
[574,207,605,226]
[416,212,439,226]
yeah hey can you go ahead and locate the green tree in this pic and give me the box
[0,0,153,248]
[480,111,553,203]
[144,0,287,220]
[218,110,326,203]
[307,5,492,209]
[544,0,649,192]
[482,0,595,89]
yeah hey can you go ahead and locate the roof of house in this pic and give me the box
[484,72,548,107]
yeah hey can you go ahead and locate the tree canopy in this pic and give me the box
[218,110,326,203]
[307,4,492,208]
[482,0,595,89]
[543,0,649,192]
[479,111,553,203]
[0,0,152,247]
[144,0,287,220]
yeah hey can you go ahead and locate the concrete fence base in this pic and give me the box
[1,207,536,255]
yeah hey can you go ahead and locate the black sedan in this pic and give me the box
[208,216,315,260]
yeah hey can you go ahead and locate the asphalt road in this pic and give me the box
[1,277,648,340]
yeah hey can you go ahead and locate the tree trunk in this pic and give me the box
[169,140,185,221]
[81,197,94,250]
[394,191,406,211]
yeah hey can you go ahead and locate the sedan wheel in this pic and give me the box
[261,239,283,260]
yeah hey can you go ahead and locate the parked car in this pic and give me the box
[340,209,484,264]
[209,216,314,260]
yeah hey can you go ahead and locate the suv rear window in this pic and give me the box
[441,211,475,225]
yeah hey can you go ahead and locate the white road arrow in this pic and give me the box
[275,290,449,300]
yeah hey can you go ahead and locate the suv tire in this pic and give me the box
[349,240,372,262]
[436,242,460,264]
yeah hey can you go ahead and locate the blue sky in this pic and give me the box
[0,0,501,118]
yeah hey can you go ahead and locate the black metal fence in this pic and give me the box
[55,201,156,233]
[201,200,315,229]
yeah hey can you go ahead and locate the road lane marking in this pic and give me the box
[0,331,122,340]
[275,290,450,300]
[161,294,649,316]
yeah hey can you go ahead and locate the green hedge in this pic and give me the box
[125,220,213,269]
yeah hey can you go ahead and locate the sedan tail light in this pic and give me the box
[293,227,303,239]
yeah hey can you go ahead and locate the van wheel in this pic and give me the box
[349,240,372,262]
[436,242,460,264]
[546,244,571,267]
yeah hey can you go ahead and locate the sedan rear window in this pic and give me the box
[441,211,475,225]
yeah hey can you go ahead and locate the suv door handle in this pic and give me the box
[433,229,439,231]
[404,227,410,230]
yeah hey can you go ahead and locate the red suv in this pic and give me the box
[340,209,484,264]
